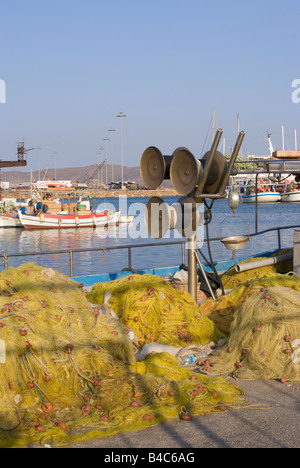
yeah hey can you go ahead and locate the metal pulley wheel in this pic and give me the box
[228,185,240,213]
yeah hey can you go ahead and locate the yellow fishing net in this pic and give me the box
[128,352,244,419]
[0,264,244,448]
[221,249,294,290]
[195,252,300,383]
[86,273,222,347]
[206,286,300,382]
[200,253,300,335]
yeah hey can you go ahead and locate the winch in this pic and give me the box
[139,127,245,301]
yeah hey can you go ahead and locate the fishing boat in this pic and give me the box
[119,215,134,224]
[280,183,300,202]
[0,212,23,228]
[18,209,120,230]
[239,183,281,203]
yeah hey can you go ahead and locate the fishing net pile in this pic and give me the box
[197,255,300,382]
[0,264,244,448]
[221,250,293,290]
[206,286,300,382]
[200,254,299,335]
[86,273,223,347]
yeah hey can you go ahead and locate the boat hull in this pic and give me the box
[119,215,134,224]
[18,210,120,230]
[242,193,281,203]
[280,191,300,202]
[0,214,23,228]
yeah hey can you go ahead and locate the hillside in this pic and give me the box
[0,164,143,186]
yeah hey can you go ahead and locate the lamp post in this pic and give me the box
[97,151,101,186]
[53,151,57,180]
[117,112,126,189]
[108,128,116,183]
[98,146,104,184]
[37,146,41,182]
[103,137,110,185]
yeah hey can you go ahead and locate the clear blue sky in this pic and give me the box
[0,0,300,174]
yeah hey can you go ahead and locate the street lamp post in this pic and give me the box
[37,146,41,182]
[98,146,104,184]
[103,137,110,185]
[117,112,126,189]
[108,128,116,183]
[53,151,57,180]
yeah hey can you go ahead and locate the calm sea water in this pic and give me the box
[0,196,299,277]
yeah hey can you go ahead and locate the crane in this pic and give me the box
[0,142,34,200]
[0,142,33,168]
[79,159,107,184]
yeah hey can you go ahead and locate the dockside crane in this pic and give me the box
[0,142,34,199]
[0,141,34,168]
[79,159,107,185]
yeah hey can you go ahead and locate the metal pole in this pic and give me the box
[53,151,57,180]
[69,251,74,277]
[187,234,197,302]
[3,251,8,270]
[108,128,116,183]
[37,146,41,182]
[255,173,259,233]
[277,229,282,250]
[194,250,216,300]
[181,242,185,265]
[104,137,110,185]
[99,146,104,185]
[117,112,127,189]
[219,131,245,196]
[128,247,132,270]
[195,128,223,196]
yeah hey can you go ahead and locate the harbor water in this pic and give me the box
[0,196,299,277]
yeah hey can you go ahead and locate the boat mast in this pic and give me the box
[237,113,242,157]
[267,132,274,156]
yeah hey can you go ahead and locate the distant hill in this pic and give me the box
[0,163,173,188]
[0,164,143,186]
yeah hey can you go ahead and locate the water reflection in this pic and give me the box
[0,198,298,276]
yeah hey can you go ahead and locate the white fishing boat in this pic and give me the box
[280,184,300,202]
[239,183,281,203]
[0,213,23,228]
[119,215,134,224]
[18,209,120,231]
